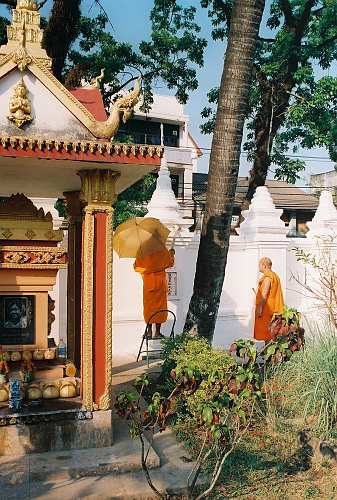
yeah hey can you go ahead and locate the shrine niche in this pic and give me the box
[0,194,66,351]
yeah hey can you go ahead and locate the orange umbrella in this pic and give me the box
[113,217,170,258]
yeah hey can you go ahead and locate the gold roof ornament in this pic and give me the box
[0,0,51,68]
[0,0,141,139]
[17,0,38,10]
[8,78,33,128]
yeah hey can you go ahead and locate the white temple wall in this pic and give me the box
[111,237,313,356]
[41,185,337,358]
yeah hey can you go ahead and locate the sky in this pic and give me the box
[1,0,336,183]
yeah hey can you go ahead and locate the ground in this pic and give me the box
[174,418,337,499]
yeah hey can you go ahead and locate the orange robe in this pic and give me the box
[254,270,284,341]
[134,249,174,324]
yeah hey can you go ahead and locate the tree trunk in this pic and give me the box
[184,0,265,341]
[242,84,293,210]
[42,0,81,80]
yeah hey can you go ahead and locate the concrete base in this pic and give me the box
[0,409,113,456]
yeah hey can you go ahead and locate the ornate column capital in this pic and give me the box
[78,169,119,207]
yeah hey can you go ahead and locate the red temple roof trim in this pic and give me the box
[0,137,163,165]
[68,88,107,121]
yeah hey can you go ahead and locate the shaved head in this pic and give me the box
[259,257,272,270]
[259,257,273,268]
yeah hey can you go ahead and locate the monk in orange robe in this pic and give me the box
[254,257,284,342]
[134,247,175,339]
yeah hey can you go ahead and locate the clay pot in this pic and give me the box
[44,349,56,361]
[0,385,9,402]
[33,350,44,361]
[2,352,10,362]
[11,352,21,362]
[22,351,32,361]
[42,383,59,399]
[59,380,76,398]
[26,384,42,401]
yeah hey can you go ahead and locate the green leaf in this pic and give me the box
[202,406,213,425]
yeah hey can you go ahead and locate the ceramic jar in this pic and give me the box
[22,351,32,361]
[42,383,59,399]
[44,349,56,360]
[0,385,9,402]
[59,380,76,398]
[10,352,21,362]
[26,384,42,401]
[33,350,44,361]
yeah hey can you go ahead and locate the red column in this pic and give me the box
[79,170,117,411]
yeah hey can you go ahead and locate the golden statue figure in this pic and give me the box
[8,78,33,128]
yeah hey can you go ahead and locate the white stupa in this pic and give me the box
[306,190,337,239]
[238,186,288,241]
[146,153,191,234]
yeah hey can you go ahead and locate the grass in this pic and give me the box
[174,417,337,499]
[267,328,337,437]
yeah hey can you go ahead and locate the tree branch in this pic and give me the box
[258,36,275,43]
[299,0,316,31]
[252,65,271,90]
[311,6,325,17]
[37,0,48,9]
[0,0,15,7]
[279,0,295,27]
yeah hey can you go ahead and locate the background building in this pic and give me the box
[116,94,202,218]
[192,175,319,236]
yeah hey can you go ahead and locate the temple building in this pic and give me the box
[0,0,161,451]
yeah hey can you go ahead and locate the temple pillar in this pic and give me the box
[63,190,83,369]
[79,169,118,412]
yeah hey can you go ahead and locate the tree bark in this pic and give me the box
[42,0,81,80]
[184,0,265,341]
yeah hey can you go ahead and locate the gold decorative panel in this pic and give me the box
[8,78,33,128]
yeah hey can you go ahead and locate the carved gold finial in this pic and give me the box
[0,0,51,69]
[17,0,38,11]
[8,78,33,128]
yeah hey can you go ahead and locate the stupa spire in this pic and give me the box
[17,0,38,10]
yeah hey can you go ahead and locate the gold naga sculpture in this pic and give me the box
[90,77,142,139]
[8,78,33,128]
[90,68,105,89]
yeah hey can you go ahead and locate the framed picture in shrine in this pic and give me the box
[0,295,35,345]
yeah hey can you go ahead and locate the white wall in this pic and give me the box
[47,188,337,359]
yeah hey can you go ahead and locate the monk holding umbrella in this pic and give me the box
[113,217,175,339]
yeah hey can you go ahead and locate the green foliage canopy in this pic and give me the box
[200,0,337,187]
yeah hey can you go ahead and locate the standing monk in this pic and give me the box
[134,246,175,339]
[254,257,284,342]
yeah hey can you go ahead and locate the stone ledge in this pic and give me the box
[0,409,113,456]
